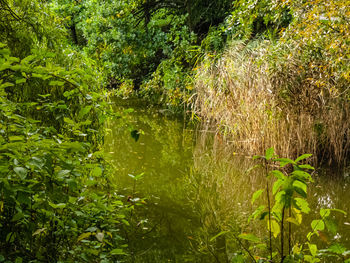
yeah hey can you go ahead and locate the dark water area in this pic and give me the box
[104,101,350,262]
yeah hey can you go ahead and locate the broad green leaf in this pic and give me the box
[9,136,24,142]
[295,154,312,163]
[311,220,325,231]
[286,217,300,225]
[273,179,284,194]
[270,170,285,179]
[295,197,310,214]
[249,205,265,223]
[238,233,261,243]
[308,243,318,257]
[251,189,264,205]
[15,78,26,84]
[320,208,330,218]
[0,82,14,88]
[78,106,92,119]
[64,117,75,125]
[252,155,262,160]
[292,170,312,182]
[267,219,280,238]
[298,164,315,170]
[328,243,346,254]
[274,158,296,167]
[92,167,102,177]
[58,169,71,177]
[324,218,337,235]
[21,55,36,64]
[293,180,307,197]
[14,167,28,180]
[49,202,66,209]
[11,212,24,222]
[265,147,274,160]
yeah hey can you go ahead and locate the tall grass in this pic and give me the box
[193,40,349,166]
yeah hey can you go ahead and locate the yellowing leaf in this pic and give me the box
[77,232,92,242]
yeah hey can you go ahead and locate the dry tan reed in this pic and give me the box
[192,40,349,166]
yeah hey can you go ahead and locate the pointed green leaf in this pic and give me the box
[295,197,310,214]
[238,233,261,243]
[210,231,229,242]
[251,189,264,205]
[265,147,274,160]
[110,248,126,255]
[295,154,312,163]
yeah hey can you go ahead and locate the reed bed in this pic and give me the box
[193,40,349,166]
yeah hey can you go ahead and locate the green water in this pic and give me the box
[104,103,350,262]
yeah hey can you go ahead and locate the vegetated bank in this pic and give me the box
[0,1,129,262]
[192,1,349,166]
[60,0,349,166]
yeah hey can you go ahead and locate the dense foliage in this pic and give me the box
[0,1,128,262]
[0,0,349,261]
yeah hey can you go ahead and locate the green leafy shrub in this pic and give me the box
[0,43,128,262]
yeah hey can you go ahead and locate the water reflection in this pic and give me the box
[105,103,350,262]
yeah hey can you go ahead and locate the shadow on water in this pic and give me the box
[104,101,350,262]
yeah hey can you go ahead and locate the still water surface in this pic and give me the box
[105,103,350,262]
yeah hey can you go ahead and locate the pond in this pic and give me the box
[104,101,350,262]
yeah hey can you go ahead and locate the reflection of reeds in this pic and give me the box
[187,131,267,261]
[188,131,350,261]
[193,40,349,166]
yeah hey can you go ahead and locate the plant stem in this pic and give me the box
[281,207,285,262]
[265,159,273,261]
[288,206,291,255]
